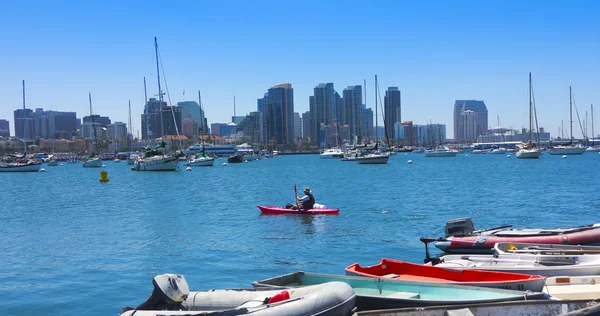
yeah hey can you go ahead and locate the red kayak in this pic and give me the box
[257,205,339,215]
[345,258,545,292]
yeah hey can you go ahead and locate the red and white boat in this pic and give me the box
[434,218,600,254]
[257,205,339,215]
[345,258,546,292]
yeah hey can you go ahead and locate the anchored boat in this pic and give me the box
[345,258,545,292]
[257,205,339,215]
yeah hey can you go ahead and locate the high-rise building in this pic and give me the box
[46,111,77,139]
[13,108,34,139]
[293,112,302,142]
[461,110,479,142]
[141,98,166,140]
[262,83,294,145]
[257,98,264,112]
[302,111,311,140]
[454,100,488,142]
[384,87,401,141]
[363,107,373,142]
[141,98,182,139]
[83,115,111,127]
[182,118,199,139]
[309,83,337,145]
[343,85,363,142]
[237,112,263,144]
[81,121,104,140]
[107,122,128,139]
[177,101,206,134]
[0,119,9,137]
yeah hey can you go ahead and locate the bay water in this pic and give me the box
[1,153,599,315]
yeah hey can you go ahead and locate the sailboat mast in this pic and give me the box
[154,37,164,140]
[364,79,367,142]
[22,80,27,154]
[89,93,97,156]
[128,100,132,151]
[592,104,595,141]
[144,77,149,144]
[529,72,532,144]
[375,75,378,143]
[198,90,204,150]
[570,86,573,144]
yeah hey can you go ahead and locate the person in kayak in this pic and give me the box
[292,187,315,210]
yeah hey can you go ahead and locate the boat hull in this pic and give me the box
[132,156,178,171]
[547,147,587,155]
[356,155,390,164]
[185,158,215,167]
[228,154,244,163]
[82,158,103,168]
[257,205,339,215]
[515,149,541,159]
[345,259,545,292]
[424,152,457,157]
[0,163,42,172]
[435,225,600,254]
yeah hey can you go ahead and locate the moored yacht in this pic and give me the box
[356,153,390,164]
[320,148,344,159]
[424,146,458,157]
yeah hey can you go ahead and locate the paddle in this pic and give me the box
[294,184,300,210]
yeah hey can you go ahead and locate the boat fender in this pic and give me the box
[267,290,290,304]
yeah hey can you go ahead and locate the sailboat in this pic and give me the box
[0,80,42,172]
[132,37,179,171]
[547,87,586,155]
[82,93,103,167]
[185,91,215,167]
[356,75,390,164]
[515,73,542,159]
[47,132,59,166]
[488,115,507,154]
[228,96,244,164]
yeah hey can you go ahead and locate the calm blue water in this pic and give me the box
[1,153,599,315]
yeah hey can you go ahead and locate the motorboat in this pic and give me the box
[488,148,507,155]
[133,155,178,171]
[82,157,103,168]
[345,258,545,292]
[547,145,586,155]
[122,274,356,316]
[432,218,600,254]
[320,148,344,159]
[424,146,458,158]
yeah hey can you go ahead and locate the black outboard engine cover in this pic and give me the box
[124,274,190,312]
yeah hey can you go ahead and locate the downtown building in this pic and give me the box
[453,100,488,142]
[309,83,338,146]
[384,87,401,141]
[343,85,363,144]
[14,108,77,140]
[141,98,182,140]
[260,83,295,146]
[0,119,9,138]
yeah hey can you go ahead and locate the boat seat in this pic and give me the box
[446,308,475,316]
[386,292,420,299]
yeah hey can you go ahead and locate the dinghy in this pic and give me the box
[495,242,600,256]
[252,272,547,311]
[345,258,545,291]
[122,274,356,316]
[433,218,600,254]
[352,299,600,316]
[429,252,600,277]
[257,205,339,215]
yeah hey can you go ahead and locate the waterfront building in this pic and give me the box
[363,107,373,143]
[141,98,166,140]
[262,83,294,145]
[384,87,401,141]
[106,122,128,139]
[46,110,77,139]
[177,101,206,134]
[343,85,363,142]
[141,105,181,139]
[13,108,34,139]
[293,112,302,142]
[302,111,311,140]
[477,127,550,143]
[232,116,246,124]
[453,100,488,142]
[182,118,199,139]
[309,83,336,145]
[319,123,350,148]
[236,112,263,144]
[0,119,9,137]
[257,98,264,112]
[80,121,104,140]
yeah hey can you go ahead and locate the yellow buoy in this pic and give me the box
[100,170,109,182]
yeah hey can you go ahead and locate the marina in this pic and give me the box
[1,152,600,314]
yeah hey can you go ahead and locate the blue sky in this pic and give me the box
[1,1,598,138]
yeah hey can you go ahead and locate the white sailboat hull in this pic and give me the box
[83,158,103,168]
[0,163,42,172]
[547,146,586,155]
[516,149,542,159]
[133,156,178,171]
[185,157,215,167]
[424,151,457,157]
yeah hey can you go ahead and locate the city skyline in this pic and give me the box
[1,1,598,139]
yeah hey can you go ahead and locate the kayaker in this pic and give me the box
[292,187,315,210]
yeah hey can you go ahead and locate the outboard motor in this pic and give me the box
[124,274,190,312]
[445,218,475,237]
